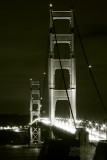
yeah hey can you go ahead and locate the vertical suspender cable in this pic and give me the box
[41,38,49,98]
[41,36,49,107]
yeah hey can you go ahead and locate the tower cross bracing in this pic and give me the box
[48,9,76,124]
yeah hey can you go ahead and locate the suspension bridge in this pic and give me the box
[29,5,107,158]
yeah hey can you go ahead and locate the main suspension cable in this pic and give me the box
[73,12,107,117]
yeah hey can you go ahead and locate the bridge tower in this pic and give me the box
[48,8,76,124]
[29,79,41,146]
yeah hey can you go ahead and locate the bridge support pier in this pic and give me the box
[76,128,89,145]
[76,128,95,160]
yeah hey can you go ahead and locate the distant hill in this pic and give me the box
[0,114,29,126]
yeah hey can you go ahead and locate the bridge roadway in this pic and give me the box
[32,117,106,142]
[38,121,76,143]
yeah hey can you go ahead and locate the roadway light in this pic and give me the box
[89,121,92,125]
[103,124,106,128]
[92,128,96,131]
[101,126,104,131]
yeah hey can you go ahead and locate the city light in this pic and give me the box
[0,125,28,132]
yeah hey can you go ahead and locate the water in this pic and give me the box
[0,145,40,160]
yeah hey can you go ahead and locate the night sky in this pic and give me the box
[0,0,107,121]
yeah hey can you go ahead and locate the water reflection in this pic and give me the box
[0,145,40,160]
